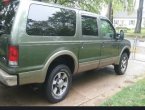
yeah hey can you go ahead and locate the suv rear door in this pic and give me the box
[78,14,101,72]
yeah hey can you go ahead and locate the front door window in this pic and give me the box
[100,19,115,39]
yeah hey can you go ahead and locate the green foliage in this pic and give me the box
[0,0,135,16]
[101,79,145,106]
[104,0,134,14]
[78,0,104,14]
[112,0,124,13]
[0,0,134,15]
[0,0,2,11]
[127,0,135,13]
[126,28,145,37]
[42,0,75,5]
[42,0,105,13]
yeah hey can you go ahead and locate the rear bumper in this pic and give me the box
[0,68,17,86]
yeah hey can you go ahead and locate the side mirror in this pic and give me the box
[116,30,124,40]
[120,30,124,40]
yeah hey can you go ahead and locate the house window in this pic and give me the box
[129,20,135,25]
[121,20,124,26]
[114,20,119,25]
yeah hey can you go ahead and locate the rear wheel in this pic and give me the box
[114,53,128,75]
[45,64,72,103]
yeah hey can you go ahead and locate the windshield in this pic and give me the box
[0,0,19,34]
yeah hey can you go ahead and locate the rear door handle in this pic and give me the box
[81,43,84,49]
[102,42,105,47]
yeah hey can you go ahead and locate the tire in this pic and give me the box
[114,53,128,75]
[45,64,72,103]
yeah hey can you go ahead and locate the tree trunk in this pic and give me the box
[54,0,58,3]
[106,1,113,23]
[134,0,144,33]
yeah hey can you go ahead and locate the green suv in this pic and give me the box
[0,0,131,103]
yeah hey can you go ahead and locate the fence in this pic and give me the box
[132,36,145,62]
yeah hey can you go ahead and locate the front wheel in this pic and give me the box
[44,65,72,103]
[114,53,128,75]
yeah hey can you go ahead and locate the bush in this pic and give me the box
[115,27,129,33]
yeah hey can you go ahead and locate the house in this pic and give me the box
[113,11,145,29]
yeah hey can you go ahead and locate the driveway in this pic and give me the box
[0,58,145,106]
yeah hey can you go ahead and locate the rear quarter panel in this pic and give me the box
[15,1,80,73]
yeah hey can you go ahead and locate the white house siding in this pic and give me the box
[113,11,145,29]
[113,18,145,29]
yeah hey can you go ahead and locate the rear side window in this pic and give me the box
[26,4,76,36]
[0,0,19,34]
[82,16,98,36]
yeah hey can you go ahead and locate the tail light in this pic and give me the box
[8,45,19,66]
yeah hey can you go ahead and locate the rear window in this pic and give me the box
[26,4,76,36]
[82,15,98,36]
[0,0,19,34]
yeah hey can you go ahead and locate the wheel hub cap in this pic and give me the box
[57,79,64,88]
[121,56,127,72]
[52,72,68,97]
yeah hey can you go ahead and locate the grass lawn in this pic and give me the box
[101,78,145,106]
[125,29,145,37]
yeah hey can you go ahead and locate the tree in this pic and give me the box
[134,0,144,33]
[105,0,134,23]
[42,0,104,13]
[77,0,104,14]
[42,0,76,5]
[106,0,113,23]
[0,0,2,5]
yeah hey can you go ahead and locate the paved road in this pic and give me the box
[0,59,145,106]
[126,37,145,49]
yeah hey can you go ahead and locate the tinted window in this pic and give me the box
[0,0,19,34]
[26,4,76,36]
[82,16,98,36]
[100,19,115,39]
